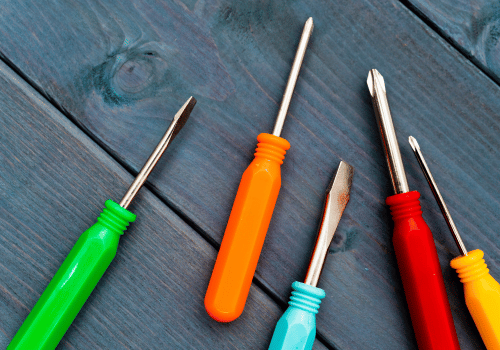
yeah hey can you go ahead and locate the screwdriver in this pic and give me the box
[205,18,313,322]
[367,69,460,350]
[8,97,196,350]
[268,161,353,350]
[409,136,500,350]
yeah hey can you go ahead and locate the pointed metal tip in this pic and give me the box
[306,17,314,29]
[408,136,419,152]
[367,69,385,97]
[367,70,374,96]
[271,18,313,136]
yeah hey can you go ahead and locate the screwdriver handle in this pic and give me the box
[268,282,325,350]
[451,249,500,350]
[8,200,136,350]
[205,133,290,322]
[387,191,460,350]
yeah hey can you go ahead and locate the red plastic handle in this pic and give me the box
[387,191,460,350]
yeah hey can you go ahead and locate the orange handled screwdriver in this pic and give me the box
[409,136,500,350]
[205,18,314,322]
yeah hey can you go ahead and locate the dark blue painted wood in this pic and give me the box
[0,61,329,350]
[0,0,499,349]
[401,0,500,83]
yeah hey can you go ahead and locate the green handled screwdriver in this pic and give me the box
[268,161,353,350]
[8,97,196,350]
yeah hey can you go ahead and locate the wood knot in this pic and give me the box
[86,40,173,105]
[329,228,358,253]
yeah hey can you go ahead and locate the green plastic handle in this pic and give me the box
[8,200,136,350]
[268,282,325,350]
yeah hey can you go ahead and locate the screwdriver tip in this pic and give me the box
[306,17,314,29]
[171,96,197,137]
[367,69,386,97]
[326,160,354,195]
[408,135,420,152]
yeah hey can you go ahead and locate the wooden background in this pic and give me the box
[0,0,499,349]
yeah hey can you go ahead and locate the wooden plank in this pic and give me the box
[399,0,500,81]
[0,0,499,349]
[0,61,334,350]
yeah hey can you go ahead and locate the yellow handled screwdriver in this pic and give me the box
[409,136,500,350]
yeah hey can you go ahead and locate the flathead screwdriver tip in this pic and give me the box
[119,96,196,209]
[304,161,353,287]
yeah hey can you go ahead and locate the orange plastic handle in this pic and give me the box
[205,133,290,322]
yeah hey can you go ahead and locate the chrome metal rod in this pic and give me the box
[304,161,354,287]
[408,136,468,256]
[119,97,196,209]
[367,69,409,194]
[272,17,313,137]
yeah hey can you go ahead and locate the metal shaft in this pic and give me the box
[272,17,313,137]
[408,136,468,256]
[367,69,410,194]
[304,161,354,287]
[119,96,196,209]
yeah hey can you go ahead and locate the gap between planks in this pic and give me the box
[397,0,500,88]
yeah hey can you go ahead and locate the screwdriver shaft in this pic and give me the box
[272,17,313,137]
[120,97,196,209]
[408,136,468,256]
[304,161,354,287]
[367,69,409,194]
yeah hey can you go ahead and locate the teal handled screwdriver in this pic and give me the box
[268,161,354,350]
[8,97,196,350]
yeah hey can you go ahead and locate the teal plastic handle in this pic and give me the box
[268,281,325,350]
[8,200,136,350]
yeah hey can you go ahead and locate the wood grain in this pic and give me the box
[0,0,499,349]
[0,61,333,350]
[401,0,500,82]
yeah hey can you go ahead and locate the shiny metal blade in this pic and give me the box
[409,136,468,256]
[119,97,197,209]
[304,161,354,287]
[367,69,409,194]
[272,17,313,137]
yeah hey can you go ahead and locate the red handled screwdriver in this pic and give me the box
[367,69,460,350]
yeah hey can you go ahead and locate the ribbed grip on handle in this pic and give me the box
[268,282,325,350]
[451,249,500,350]
[8,200,136,350]
[387,191,460,350]
[205,133,290,322]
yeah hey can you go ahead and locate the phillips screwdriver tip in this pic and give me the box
[367,69,409,194]
[408,136,468,256]
[408,135,419,152]
[367,69,386,97]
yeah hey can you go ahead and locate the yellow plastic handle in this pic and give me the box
[451,249,500,350]
[205,133,290,322]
